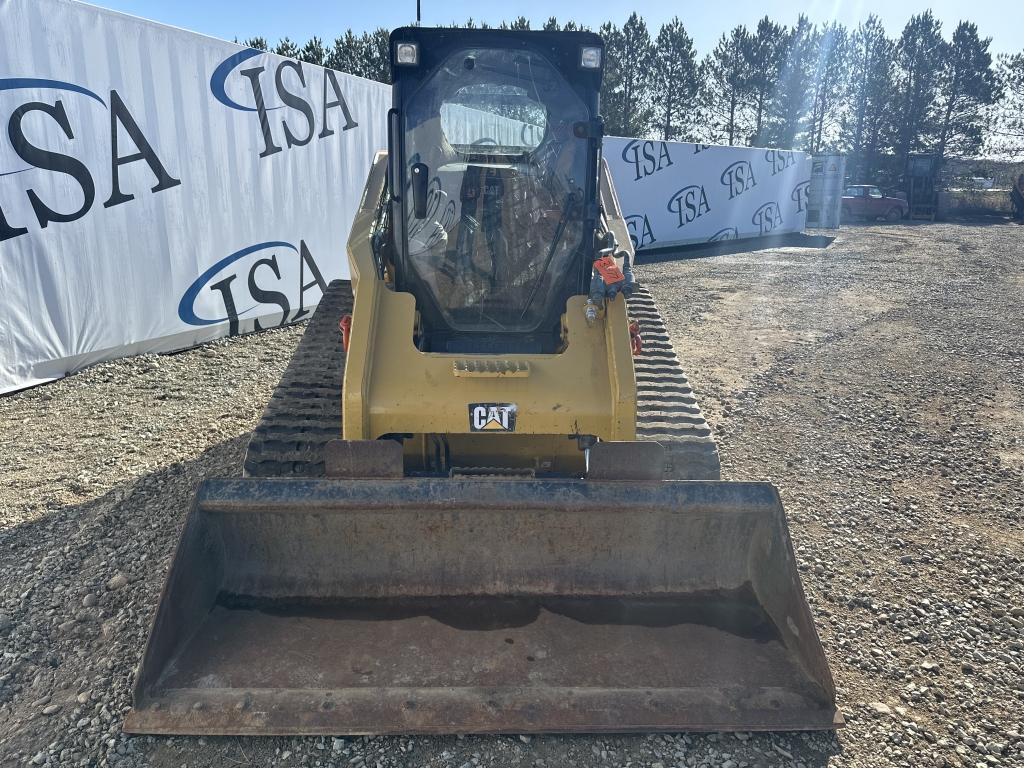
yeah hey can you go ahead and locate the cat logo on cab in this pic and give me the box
[469,403,517,432]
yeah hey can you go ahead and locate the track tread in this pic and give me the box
[243,280,352,478]
[627,286,722,480]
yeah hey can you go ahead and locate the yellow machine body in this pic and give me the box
[344,153,635,474]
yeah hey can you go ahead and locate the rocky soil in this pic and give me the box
[1,221,1023,767]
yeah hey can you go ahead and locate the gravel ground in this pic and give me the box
[2,220,1023,767]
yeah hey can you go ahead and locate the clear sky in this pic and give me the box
[82,0,1019,55]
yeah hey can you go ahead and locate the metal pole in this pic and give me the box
[416,0,421,24]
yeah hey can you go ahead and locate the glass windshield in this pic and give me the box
[441,85,546,152]
[403,47,590,334]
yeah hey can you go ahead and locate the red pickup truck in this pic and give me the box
[841,185,908,222]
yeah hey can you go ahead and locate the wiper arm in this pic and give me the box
[518,189,578,322]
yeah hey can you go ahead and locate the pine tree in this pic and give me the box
[598,22,622,133]
[274,37,300,59]
[807,22,850,153]
[652,17,699,141]
[300,36,327,67]
[359,29,391,84]
[935,21,1000,160]
[323,29,389,82]
[842,16,897,181]
[893,11,947,163]
[326,31,363,75]
[766,15,817,149]
[599,14,655,137]
[745,17,788,146]
[240,12,1018,160]
[698,26,753,146]
[989,53,1024,159]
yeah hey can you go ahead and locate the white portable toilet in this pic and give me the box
[807,154,846,229]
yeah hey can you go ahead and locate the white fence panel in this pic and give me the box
[0,0,389,393]
[1,3,815,394]
[603,137,811,252]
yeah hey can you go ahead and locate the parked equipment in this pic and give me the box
[1012,174,1024,222]
[905,154,940,221]
[126,27,840,736]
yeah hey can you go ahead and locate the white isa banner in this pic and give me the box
[604,137,811,253]
[0,0,389,393]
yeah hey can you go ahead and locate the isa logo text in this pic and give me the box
[620,139,673,181]
[211,49,359,159]
[179,240,330,336]
[0,78,180,242]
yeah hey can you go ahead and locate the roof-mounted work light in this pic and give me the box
[580,46,602,69]
[395,42,419,66]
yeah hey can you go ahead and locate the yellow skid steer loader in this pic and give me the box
[125,27,840,735]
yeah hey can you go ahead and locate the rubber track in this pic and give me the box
[244,281,721,480]
[627,286,722,481]
[243,280,352,477]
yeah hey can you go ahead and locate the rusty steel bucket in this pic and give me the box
[124,477,841,735]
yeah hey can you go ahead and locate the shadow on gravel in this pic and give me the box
[637,232,835,264]
[0,434,252,762]
[932,214,1015,227]
[0,432,248,552]
[141,729,844,768]
[841,215,1014,227]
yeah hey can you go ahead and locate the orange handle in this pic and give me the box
[339,314,352,353]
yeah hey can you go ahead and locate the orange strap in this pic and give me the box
[628,320,642,356]
[594,255,625,285]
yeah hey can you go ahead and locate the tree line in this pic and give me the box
[240,12,1024,182]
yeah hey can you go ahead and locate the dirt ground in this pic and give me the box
[1,221,1023,767]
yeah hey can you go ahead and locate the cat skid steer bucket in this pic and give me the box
[124,477,840,735]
